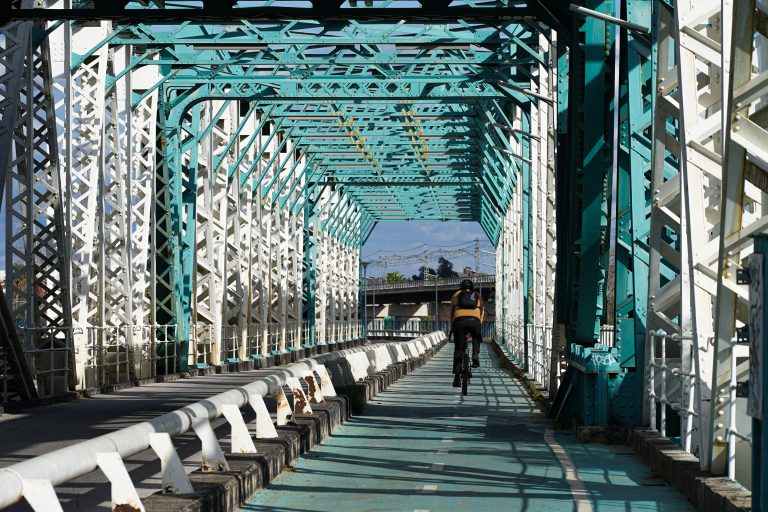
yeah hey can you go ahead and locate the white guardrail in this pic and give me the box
[0,332,446,512]
[366,274,495,292]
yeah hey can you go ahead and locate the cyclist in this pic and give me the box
[450,279,484,387]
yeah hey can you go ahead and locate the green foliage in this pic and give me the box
[412,266,436,280]
[437,256,459,278]
[386,271,404,283]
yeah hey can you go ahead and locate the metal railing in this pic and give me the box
[525,324,553,388]
[82,326,131,388]
[0,331,446,511]
[647,330,698,453]
[600,324,615,347]
[366,274,495,292]
[366,318,451,336]
[19,327,72,398]
[495,321,562,392]
[2,321,363,403]
[190,324,215,368]
[320,320,363,344]
[647,330,751,481]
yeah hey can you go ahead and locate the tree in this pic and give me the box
[386,271,404,283]
[411,266,437,281]
[437,256,459,278]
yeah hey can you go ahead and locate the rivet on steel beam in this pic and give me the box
[148,433,194,494]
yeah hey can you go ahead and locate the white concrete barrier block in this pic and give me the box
[345,353,371,381]
[374,346,393,369]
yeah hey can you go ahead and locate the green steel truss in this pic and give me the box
[1,0,672,441]
[100,6,551,356]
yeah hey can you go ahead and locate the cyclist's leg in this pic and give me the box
[452,319,466,375]
[469,318,482,367]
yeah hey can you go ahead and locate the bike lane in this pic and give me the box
[246,343,694,512]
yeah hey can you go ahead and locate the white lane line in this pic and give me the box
[420,484,438,494]
[430,463,445,472]
[437,449,449,454]
[544,429,594,512]
[441,438,454,443]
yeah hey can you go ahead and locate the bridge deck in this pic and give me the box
[247,344,693,512]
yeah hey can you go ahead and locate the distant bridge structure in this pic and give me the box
[364,275,496,305]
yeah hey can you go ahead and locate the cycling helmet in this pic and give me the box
[460,279,474,291]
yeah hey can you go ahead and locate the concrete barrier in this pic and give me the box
[0,332,447,512]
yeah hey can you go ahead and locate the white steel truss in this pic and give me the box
[0,17,363,397]
[4,8,72,396]
[646,0,768,477]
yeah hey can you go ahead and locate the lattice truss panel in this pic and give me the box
[0,9,370,394]
[2,1,72,398]
[495,31,558,390]
[313,186,361,344]
[647,0,768,473]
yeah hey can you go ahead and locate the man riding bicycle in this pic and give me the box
[450,279,484,388]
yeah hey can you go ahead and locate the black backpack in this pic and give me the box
[457,289,479,309]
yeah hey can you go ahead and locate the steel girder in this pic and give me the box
[84,16,541,230]
[573,0,612,344]
[610,0,653,428]
[2,2,548,23]
[2,1,764,491]
[121,15,536,352]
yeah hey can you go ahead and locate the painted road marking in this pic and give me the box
[437,449,449,454]
[441,438,454,443]
[544,428,594,512]
[420,484,438,494]
[430,463,444,472]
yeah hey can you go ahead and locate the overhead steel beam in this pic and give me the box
[1,5,540,23]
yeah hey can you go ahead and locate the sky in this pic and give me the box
[0,213,495,281]
[361,221,495,279]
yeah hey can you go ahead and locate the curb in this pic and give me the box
[142,339,447,511]
[492,339,752,512]
[491,339,551,414]
[629,429,751,512]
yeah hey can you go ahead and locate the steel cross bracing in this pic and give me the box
[644,0,768,477]
[0,2,542,395]
[0,0,765,496]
